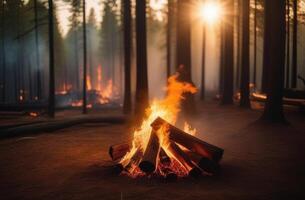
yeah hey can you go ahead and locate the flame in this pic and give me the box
[29,112,38,117]
[86,75,92,91]
[71,100,93,109]
[56,83,72,95]
[97,65,102,91]
[120,73,197,177]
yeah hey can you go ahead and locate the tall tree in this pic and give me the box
[236,0,241,89]
[176,0,195,113]
[123,0,132,114]
[135,0,149,117]
[64,0,81,92]
[291,0,297,88]
[261,0,286,122]
[240,0,250,107]
[48,0,55,118]
[253,0,257,86]
[87,8,97,87]
[201,23,206,100]
[34,0,42,100]
[221,0,234,105]
[286,0,290,88]
[0,0,6,102]
[82,0,87,114]
[166,0,173,78]
[100,1,119,85]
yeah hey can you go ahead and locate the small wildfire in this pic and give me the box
[57,65,119,108]
[119,74,200,178]
[29,112,39,117]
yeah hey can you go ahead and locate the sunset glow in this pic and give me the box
[199,1,222,25]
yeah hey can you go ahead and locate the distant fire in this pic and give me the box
[56,83,72,95]
[57,65,119,108]
[29,112,38,117]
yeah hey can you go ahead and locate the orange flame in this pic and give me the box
[29,112,38,117]
[120,73,197,177]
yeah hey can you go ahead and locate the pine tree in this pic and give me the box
[240,0,250,108]
[261,0,286,123]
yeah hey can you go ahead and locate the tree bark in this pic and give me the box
[200,24,206,100]
[34,0,41,100]
[221,0,234,105]
[261,0,286,123]
[286,0,290,88]
[135,0,149,117]
[236,0,241,89]
[1,0,5,102]
[176,0,195,113]
[253,0,257,86]
[82,0,87,114]
[291,0,297,88]
[166,0,173,78]
[48,0,55,118]
[240,0,250,108]
[123,0,132,114]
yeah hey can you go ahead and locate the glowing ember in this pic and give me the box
[56,83,72,95]
[120,74,198,178]
[29,112,38,117]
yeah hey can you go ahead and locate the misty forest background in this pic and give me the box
[0,0,305,111]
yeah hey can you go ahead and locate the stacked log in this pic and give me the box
[107,117,224,179]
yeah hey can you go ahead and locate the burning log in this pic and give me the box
[159,148,171,166]
[166,141,201,177]
[139,130,160,174]
[184,150,220,174]
[151,117,224,163]
[123,148,143,173]
[109,143,130,161]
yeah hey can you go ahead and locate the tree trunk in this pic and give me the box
[176,0,195,113]
[240,0,250,108]
[253,0,257,86]
[135,0,149,117]
[1,0,5,102]
[123,0,132,114]
[200,25,206,100]
[166,0,173,78]
[261,0,286,123]
[74,23,80,92]
[82,0,87,114]
[236,0,241,89]
[291,0,297,88]
[48,0,55,118]
[221,0,234,105]
[286,0,290,88]
[219,20,225,95]
[34,0,41,100]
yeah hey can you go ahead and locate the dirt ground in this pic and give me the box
[0,101,305,200]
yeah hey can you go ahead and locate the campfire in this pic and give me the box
[108,74,224,179]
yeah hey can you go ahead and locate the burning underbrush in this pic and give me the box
[108,74,224,180]
[56,79,120,109]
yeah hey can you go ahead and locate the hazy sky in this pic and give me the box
[25,0,103,36]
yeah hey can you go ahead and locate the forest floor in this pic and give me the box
[0,101,304,200]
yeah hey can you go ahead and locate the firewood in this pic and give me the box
[123,148,143,173]
[139,130,160,174]
[151,117,224,163]
[184,150,220,174]
[166,141,201,178]
[108,143,130,161]
[159,148,171,166]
